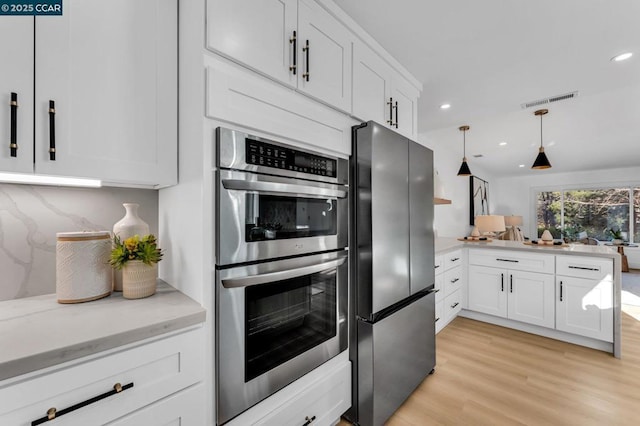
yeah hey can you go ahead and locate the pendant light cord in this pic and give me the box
[463,129,466,156]
[540,114,543,148]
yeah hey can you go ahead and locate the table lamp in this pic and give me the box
[475,215,506,238]
[503,215,524,241]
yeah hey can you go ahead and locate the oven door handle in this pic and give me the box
[221,257,346,288]
[221,179,347,199]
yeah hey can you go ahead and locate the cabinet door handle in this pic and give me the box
[302,415,316,426]
[435,317,440,322]
[10,92,18,157]
[394,100,398,128]
[434,264,440,269]
[31,382,134,425]
[451,302,459,309]
[302,40,310,81]
[450,278,459,283]
[450,257,460,262]
[387,97,394,126]
[501,273,504,292]
[289,30,297,75]
[560,280,563,302]
[510,275,513,293]
[496,258,519,263]
[568,265,599,271]
[48,100,56,161]
[433,288,440,293]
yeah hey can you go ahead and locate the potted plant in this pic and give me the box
[110,234,163,299]
[606,228,625,245]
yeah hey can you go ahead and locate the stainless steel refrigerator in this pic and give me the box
[347,121,436,426]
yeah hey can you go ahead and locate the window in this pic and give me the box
[536,187,633,242]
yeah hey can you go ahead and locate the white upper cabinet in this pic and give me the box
[0,17,34,174]
[207,0,353,113]
[352,40,419,139]
[206,0,297,86]
[33,0,177,187]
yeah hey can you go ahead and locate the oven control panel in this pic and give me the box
[245,138,336,177]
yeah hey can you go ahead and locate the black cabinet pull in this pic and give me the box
[31,382,134,425]
[450,278,459,283]
[435,317,440,322]
[501,273,504,292]
[434,264,440,269]
[302,415,316,426]
[451,302,459,309]
[394,100,398,128]
[451,257,460,262]
[560,280,563,302]
[10,92,18,157]
[289,31,297,75]
[496,258,519,263]
[510,275,513,293]
[48,100,56,161]
[386,97,394,126]
[302,40,310,81]
[433,288,440,293]
[568,265,599,271]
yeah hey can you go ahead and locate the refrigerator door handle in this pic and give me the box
[222,257,346,288]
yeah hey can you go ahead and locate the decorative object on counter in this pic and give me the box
[606,227,625,245]
[471,226,481,237]
[475,215,505,238]
[531,109,552,169]
[56,231,112,304]
[110,234,163,299]
[501,215,525,241]
[469,176,490,224]
[524,240,569,247]
[112,203,149,291]
[456,125,472,176]
[541,229,554,242]
[459,225,492,242]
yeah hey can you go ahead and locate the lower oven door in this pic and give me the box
[216,250,348,424]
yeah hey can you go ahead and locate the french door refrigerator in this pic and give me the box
[347,121,436,426]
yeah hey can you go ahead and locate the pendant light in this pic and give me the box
[457,125,472,176]
[531,109,552,169]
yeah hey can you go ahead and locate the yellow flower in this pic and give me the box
[124,235,139,251]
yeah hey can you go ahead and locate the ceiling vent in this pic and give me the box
[521,91,579,109]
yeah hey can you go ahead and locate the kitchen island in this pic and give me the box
[435,238,622,358]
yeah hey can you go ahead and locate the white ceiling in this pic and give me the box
[333,0,640,177]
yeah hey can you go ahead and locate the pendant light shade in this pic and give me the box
[531,109,551,169]
[457,125,472,176]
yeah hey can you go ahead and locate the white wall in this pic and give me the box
[419,130,496,238]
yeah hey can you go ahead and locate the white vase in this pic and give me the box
[113,203,150,291]
[122,260,157,299]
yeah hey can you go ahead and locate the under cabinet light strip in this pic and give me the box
[0,173,101,187]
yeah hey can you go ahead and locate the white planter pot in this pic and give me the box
[122,261,157,299]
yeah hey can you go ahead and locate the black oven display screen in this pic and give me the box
[245,194,337,242]
[245,138,336,178]
[244,270,337,382]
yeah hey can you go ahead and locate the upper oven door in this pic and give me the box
[216,169,348,265]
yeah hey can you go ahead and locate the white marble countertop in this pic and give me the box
[0,280,206,381]
[436,237,619,258]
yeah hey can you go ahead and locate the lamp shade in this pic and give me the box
[457,159,472,176]
[504,215,523,227]
[475,215,506,234]
[532,147,552,169]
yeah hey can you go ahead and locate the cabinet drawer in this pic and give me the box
[435,300,444,334]
[0,327,203,426]
[435,273,444,303]
[444,289,462,323]
[556,256,613,280]
[469,249,554,274]
[444,250,463,270]
[255,361,351,426]
[444,266,463,296]
[434,255,444,276]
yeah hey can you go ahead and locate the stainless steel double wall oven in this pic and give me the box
[215,127,349,424]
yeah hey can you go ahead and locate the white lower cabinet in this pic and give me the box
[435,300,444,334]
[434,250,465,332]
[0,327,204,426]
[556,255,614,342]
[444,289,462,324]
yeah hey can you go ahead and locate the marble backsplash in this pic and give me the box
[0,183,158,301]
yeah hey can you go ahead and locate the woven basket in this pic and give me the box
[122,261,157,299]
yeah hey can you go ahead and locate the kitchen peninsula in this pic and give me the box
[435,238,622,358]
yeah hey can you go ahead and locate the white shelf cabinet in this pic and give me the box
[0,327,204,426]
[556,255,614,342]
[352,39,419,139]
[206,0,352,113]
[468,250,556,328]
[2,0,177,187]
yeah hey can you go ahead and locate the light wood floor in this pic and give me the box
[340,305,640,425]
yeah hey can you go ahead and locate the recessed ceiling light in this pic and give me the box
[611,52,633,62]
[519,164,525,168]
[440,103,451,110]
[499,142,507,146]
